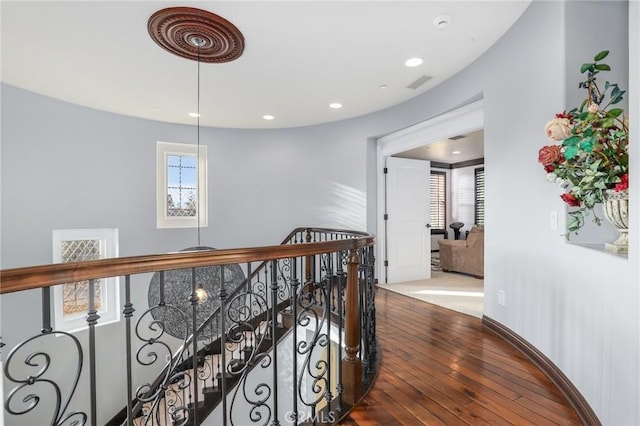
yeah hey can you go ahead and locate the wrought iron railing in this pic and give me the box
[1,227,377,425]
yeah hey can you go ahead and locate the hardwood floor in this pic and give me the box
[340,288,581,425]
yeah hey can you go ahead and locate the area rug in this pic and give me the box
[377,270,483,318]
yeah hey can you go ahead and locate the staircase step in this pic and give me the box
[259,326,286,341]
[228,359,245,373]
[203,385,222,397]
[228,322,255,339]
[216,371,234,382]
[187,400,207,411]
[205,340,223,355]
[242,345,254,360]
[281,309,295,329]
[178,354,206,371]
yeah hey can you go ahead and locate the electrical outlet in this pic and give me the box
[498,290,506,306]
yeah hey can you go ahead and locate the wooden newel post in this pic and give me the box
[343,247,362,405]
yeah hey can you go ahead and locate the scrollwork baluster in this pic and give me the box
[270,260,280,426]
[134,285,191,425]
[335,250,345,413]
[87,279,100,426]
[220,265,228,426]
[123,275,135,425]
[325,253,333,408]
[189,267,199,420]
[41,287,52,334]
[4,287,87,425]
[290,257,300,425]
[228,267,272,426]
[296,254,329,421]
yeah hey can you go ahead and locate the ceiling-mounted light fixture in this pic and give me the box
[405,57,423,67]
[147,7,247,329]
[148,6,245,64]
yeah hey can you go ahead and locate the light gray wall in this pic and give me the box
[563,0,629,244]
[1,1,638,424]
[0,89,371,267]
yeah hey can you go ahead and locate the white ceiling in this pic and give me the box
[393,129,484,164]
[1,1,530,129]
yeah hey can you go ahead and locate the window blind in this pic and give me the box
[430,171,446,230]
[475,167,485,225]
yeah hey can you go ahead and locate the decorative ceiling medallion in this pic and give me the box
[148,7,244,63]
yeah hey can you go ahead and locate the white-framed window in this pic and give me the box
[52,228,120,332]
[156,141,207,228]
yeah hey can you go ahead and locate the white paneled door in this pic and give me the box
[385,157,431,283]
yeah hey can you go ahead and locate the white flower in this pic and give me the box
[546,173,557,182]
[545,117,572,141]
[588,103,599,113]
[556,178,570,189]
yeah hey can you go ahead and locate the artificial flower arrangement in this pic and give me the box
[538,50,628,237]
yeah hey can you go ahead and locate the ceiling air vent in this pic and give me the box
[448,134,467,140]
[406,75,432,90]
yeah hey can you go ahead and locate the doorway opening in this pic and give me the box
[375,100,485,317]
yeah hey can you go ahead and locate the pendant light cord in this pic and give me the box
[196,44,201,247]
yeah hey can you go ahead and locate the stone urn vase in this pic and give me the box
[602,189,629,254]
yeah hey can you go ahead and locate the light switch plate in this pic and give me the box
[550,210,558,231]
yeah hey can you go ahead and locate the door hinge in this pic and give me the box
[383,214,388,220]
[384,260,389,267]
[383,167,388,174]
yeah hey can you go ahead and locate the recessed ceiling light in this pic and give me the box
[329,103,342,109]
[405,57,423,67]
[263,114,275,120]
[379,84,388,90]
[433,14,452,29]
[188,112,200,118]
[151,106,159,111]
[452,150,461,154]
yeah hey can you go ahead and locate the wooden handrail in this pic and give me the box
[279,226,372,245]
[0,228,374,295]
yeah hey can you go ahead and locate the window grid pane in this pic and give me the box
[430,172,446,230]
[475,168,485,225]
[61,240,103,316]
[167,154,197,217]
